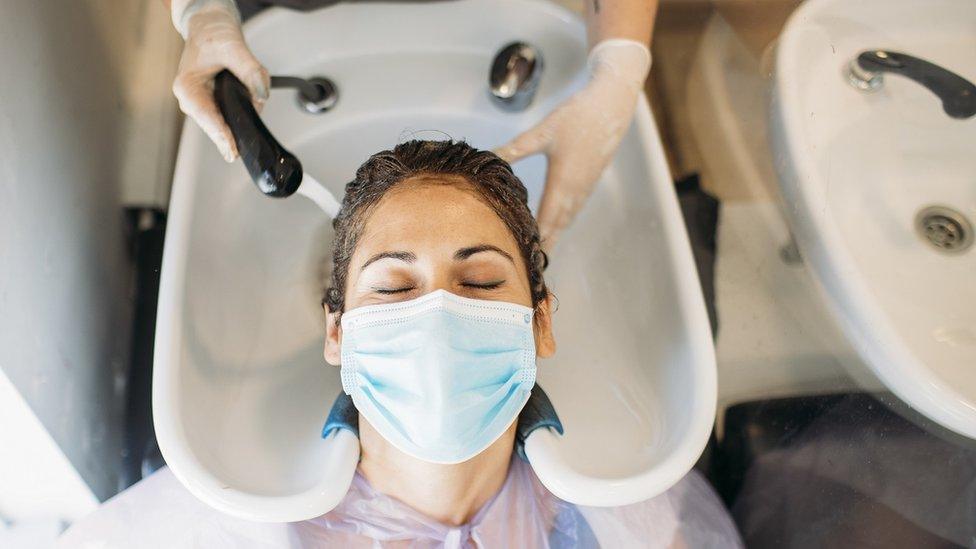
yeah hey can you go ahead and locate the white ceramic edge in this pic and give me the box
[243,0,586,41]
[153,122,361,523]
[770,0,976,439]
[526,96,718,507]
[156,0,717,516]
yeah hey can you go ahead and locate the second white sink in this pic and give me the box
[771,0,976,439]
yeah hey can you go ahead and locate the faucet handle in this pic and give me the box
[214,69,303,197]
[853,50,976,119]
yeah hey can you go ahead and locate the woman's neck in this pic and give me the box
[357,420,516,526]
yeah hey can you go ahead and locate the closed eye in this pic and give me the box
[372,286,416,294]
[462,280,505,290]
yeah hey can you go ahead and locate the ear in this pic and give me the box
[324,307,342,366]
[532,292,556,359]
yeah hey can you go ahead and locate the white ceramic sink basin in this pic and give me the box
[772,0,976,439]
[154,0,715,522]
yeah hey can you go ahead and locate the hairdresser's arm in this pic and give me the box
[495,0,657,250]
[585,0,657,48]
[164,0,270,162]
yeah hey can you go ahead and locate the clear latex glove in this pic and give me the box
[495,39,651,249]
[171,0,270,162]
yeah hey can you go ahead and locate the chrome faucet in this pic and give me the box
[489,42,543,111]
[848,50,976,119]
[270,75,339,114]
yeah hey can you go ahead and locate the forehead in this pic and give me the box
[353,175,524,261]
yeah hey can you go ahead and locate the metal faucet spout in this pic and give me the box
[490,42,543,112]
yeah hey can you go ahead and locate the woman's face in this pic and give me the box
[324,174,555,364]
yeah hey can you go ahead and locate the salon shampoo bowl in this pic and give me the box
[154,0,716,522]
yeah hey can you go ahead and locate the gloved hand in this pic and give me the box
[495,39,652,249]
[171,0,270,162]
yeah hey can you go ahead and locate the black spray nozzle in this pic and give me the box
[213,69,303,197]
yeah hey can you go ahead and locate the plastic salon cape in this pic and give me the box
[60,456,741,548]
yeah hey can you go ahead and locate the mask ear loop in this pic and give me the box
[547,292,560,315]
[533,291,559,322]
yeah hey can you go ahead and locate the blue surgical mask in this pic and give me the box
[339,289,537,464]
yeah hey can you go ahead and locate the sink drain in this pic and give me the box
[915,206,973,253]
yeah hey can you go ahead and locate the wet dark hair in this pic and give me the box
[323,140,548,319]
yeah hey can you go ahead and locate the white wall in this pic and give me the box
[0,371,98,524]
[0,0,176,516]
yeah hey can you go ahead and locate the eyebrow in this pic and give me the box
[454,244,515,264]
[360,251,417,270]
[359,245,515,271]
